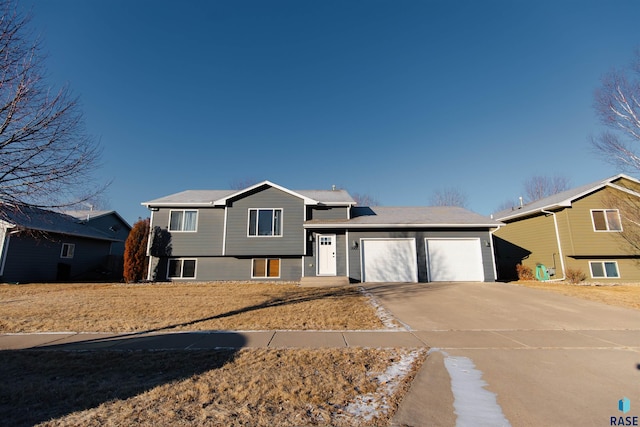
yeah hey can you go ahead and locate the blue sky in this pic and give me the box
[21,0,640,224]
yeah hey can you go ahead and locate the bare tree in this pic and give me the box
[351,192,379,206]
[591,51,640,251]
[592,50,640,172]
[523,174,570,203]
[429,187,468,208]
[0,0,102,210]
[601,189,640,254]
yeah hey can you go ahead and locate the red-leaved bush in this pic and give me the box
[123,218,150,283]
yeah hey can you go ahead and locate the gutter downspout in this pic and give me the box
[489,227,499,282]
[0,228,19,277]
[145,209,155,281]
[541,209,566,281]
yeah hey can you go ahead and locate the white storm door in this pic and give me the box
[317,234,337,276]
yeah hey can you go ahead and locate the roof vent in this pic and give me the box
[332,185,336,191]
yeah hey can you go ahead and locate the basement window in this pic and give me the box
[252,258,280,278]
[589,261,620,278]
[167,259,197,279]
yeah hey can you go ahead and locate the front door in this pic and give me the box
[317,234,337,276]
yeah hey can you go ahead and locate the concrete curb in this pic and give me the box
[0,330,429,351]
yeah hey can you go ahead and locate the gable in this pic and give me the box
[214,181,318,206]
[494,174,640,222]
[611,176,640,193]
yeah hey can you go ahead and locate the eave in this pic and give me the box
[304,222,503,229]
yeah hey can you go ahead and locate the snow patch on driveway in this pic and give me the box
[358,286,410,330]
[433,349,511,427]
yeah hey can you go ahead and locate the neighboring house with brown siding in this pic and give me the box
[493,174,640,282]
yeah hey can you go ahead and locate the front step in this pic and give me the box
[299,276,351,287]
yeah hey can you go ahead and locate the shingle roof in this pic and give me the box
[305,206,502,228]
[0,204,121,241]
[142,190,235,206]
[493,173,640,221]
[142,183,356,207]
[296,190,355,205]
[62,210,132,229]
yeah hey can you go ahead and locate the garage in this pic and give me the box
[361,238,418,282]
[426,238,484,281]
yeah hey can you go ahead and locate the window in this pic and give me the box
[169,210,198,232]
[589,261,620,278]
[167,259,197,279]
[591,209,622,231]
[60,243,75,259]
[252,258,280,278]
[248,209,282,236]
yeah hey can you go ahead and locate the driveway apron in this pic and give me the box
[363,282,640,427]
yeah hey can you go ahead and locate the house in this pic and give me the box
[62,210,132,256]
[492,174,640,282]
[0,204,131,283]
[142,181,501,283]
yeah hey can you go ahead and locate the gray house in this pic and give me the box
[143,181,501,283]
[0,204,131,283]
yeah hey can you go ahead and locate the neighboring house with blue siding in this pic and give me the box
[143,181,502,283]
[0,204,131,283]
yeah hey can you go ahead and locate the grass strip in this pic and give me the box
[0,348,427,427]
[0,282,385,332]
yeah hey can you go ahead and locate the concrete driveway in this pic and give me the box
[362,282,640,427]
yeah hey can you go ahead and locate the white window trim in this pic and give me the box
[251,258,281,279]
[589,260,620,279]
[590,209,623,232]
[167,258,197,279]
[168,209,199,232]
[60,243,75,259]
[247,208,283,237]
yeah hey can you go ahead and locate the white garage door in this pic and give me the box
[426,238,484,282]
[361,239,418,282]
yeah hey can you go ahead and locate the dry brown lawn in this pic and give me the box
[0,282,386,333]
[511,281,640,310]
[0,347,427,427]
[0,282,425,426]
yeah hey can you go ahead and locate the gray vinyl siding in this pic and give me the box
[150,256,302,281]
[303,231,347,277]
[307,206,349,221]
[224,187,305,256]
[346,229,496,283]
[151,208,225,256]
[84,214,130,256]
[1,233,112,283]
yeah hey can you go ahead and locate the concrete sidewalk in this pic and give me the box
[0,330,428,351]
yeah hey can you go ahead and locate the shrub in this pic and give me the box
[123,218,150,283]
[566,268,587,284]
[516,263,534,281]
